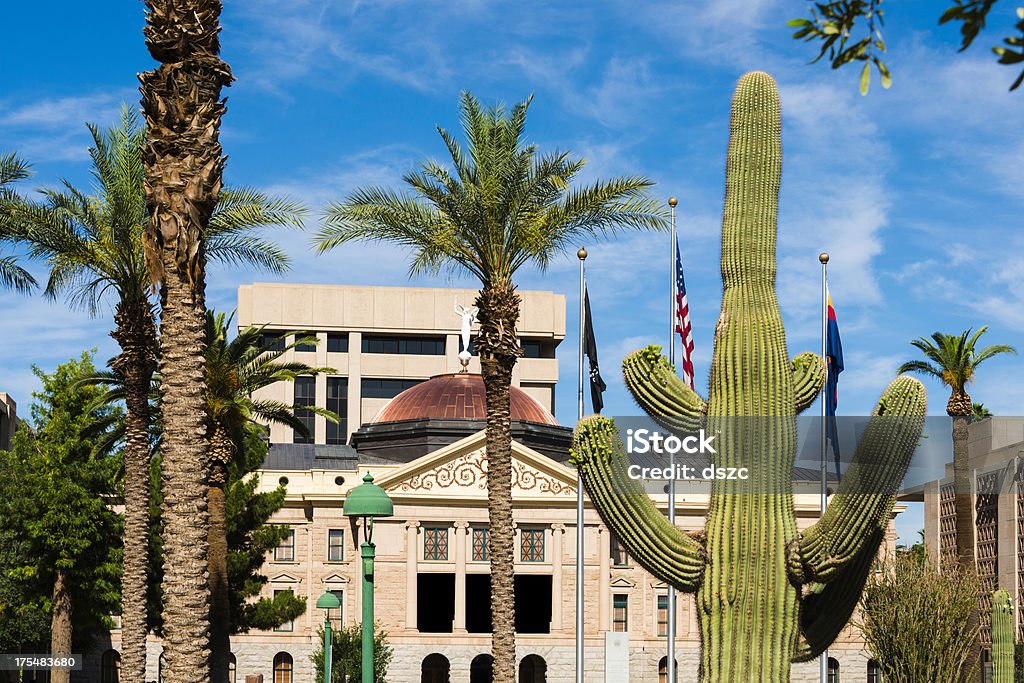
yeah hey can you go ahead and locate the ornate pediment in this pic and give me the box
[269,572,302,584]
[376,431,576,498]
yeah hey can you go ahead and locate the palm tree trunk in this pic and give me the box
[950,389,979,680]
[111,300,157,682]
[476,282,521,683]
[140,1,231,679]
[50,567,72,683]
[208,424,235,683]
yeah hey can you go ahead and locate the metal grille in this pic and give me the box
[977,472,1000,646]
[521,529,545,562]
[424,527,449,561]
[472,527,488,562]
[940,484,958,566]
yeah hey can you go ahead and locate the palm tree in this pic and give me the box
[0,152,37,293]
[8,110,300,682]
[971,402,992,422]
[898,326,1016,680]
[139,2,233,678]
[204,311,336,680]
[314,92,666,682]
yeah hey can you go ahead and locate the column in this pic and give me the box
[598,525,611,632]
[551,523,565,631]
[405,521,419,631]
[454,521,469,632]
[347,332,362,442]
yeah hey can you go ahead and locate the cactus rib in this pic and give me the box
[992,589,1014,683]
[791,352,825,414]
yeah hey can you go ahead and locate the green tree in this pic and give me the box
[972,401,993,421]
[8,109,302,683]
[311,622,393,683]
[204,312,334,675]
[789,1,1024,93]
[859,554,981,681]
[898,326,1017,676]
[0,353,122,683]
[314,91,666,682]
[0,152,37,292]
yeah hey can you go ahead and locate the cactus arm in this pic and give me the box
[571,415,706,593]
[622,346,706,434]
[791,528,883,662]
[792,352,825,414]
[795,376,926,585]
[992,589,1014,683]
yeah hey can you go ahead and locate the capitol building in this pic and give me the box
[93,282,892,683]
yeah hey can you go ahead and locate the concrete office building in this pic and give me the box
[0,392,17,452]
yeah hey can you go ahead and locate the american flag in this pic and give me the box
[674,239,695,389]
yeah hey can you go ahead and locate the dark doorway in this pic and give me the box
[417,573,455,632]
[466,573,492,633]
[470,654,494,683]
[421,653,450,683]
[514,575,552,634]
[518,655,547,683]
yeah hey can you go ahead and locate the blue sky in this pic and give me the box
[2,1,1022,542]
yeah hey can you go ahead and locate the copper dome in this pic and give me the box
[371,373,557,426]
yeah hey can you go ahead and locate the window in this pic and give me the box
[273,652,293,683]
[867,660,881,683]
[362,335,445,355]
[610,533,629,566]
[328,589,344,625]
[361,377,422,399]
[325,377,348,444]
[274,529,295,562]
[292,376,315,444]
[424,527,449,561]
[612,594,628,632]
[101,650,120,683]
[327,333,349,353]
[658,657,677,683]
[261,331,286,352]
[521,529,544,562]
[521,339,555,358]
[327,529,344,562]
[293,332,317,352]
[228,654,236,683]
[827,657,839,683]
[273,590,294,632]
[472,528,488,562]
[657,594,669,637]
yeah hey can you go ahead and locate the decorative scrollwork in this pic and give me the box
[389,448,576,496]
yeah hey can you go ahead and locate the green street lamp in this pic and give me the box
[315,590,341,682]
[343,472,394,683]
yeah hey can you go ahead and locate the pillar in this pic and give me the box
[552,523,565,631]
[405,521,419,631]
[598,525,611,632]
[454,521,469,632]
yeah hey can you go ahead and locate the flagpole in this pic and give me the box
[576,246,587,683]
[667,197,678,683]
[819,251,830,683]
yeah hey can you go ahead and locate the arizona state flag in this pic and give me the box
[583,287,607,413]
[825,287,844,471]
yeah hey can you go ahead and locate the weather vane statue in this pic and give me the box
[454,301,478,371]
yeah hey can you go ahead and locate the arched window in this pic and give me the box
[658,656,678,683]
[421,653,450,683]
[867,659,881,683]
[158,652,166,683]
[101,649,121,683]
[470,654,494,683]
[518,655,547,683]
[229,653,237,683]
[827,657,840,683]
[273,652,293,683]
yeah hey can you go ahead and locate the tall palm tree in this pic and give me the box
[139,1,233,679]
[898,327,1017,567]
[314,92,666,682]
[204,311,335,680]
[8,110,300,682]
[898,326,1016,680]
[0,152,37,293]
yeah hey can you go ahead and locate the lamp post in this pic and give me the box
[343,472,394,683]
[316,591,341,682]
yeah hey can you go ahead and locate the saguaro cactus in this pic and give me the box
[992,589,1015,683]
[570,71,927,682]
